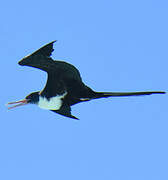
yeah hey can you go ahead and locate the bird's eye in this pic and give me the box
[25,96,31,100]
[27,99,31,102]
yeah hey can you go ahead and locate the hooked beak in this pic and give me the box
[6,99,29,110]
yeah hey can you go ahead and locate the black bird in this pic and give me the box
[7,41,165,119]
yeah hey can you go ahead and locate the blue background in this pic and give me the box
[1,0,168,179]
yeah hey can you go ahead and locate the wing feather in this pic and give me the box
[18,41,83,98]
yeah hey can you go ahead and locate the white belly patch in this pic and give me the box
[38,92,67,110]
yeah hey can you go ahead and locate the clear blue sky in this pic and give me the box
[1,0,168,179]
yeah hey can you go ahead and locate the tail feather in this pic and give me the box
[95,91,166,98]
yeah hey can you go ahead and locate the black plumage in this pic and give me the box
[7,41,165,119]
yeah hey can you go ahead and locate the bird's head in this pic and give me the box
[6,92,39,110]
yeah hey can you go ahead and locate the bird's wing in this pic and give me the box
[32,40,56,57]
[18,41,82,79]
[18,41,58,72]
[22,40,56,58]
[51,104,79,120]
[18,41,83,98]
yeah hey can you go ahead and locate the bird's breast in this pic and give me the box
[38,92,67,110]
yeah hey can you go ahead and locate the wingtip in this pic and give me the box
[47,40,57,47]
[43,40,57,47]
[51,40,57,44]
[72,116,79,120]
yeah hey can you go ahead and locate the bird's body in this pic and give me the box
[7,41,165,119]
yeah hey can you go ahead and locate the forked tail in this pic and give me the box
[94,91,166,98]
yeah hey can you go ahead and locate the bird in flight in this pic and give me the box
[7,41,165,119]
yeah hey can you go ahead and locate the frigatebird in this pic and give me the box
[7,41,165,119]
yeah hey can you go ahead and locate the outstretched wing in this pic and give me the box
[18,41,82,79]
[51,103,79,120]
[18,41,83,98]
[21,40,56,59]
[18,41,57,72]
[32,40,56,57]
